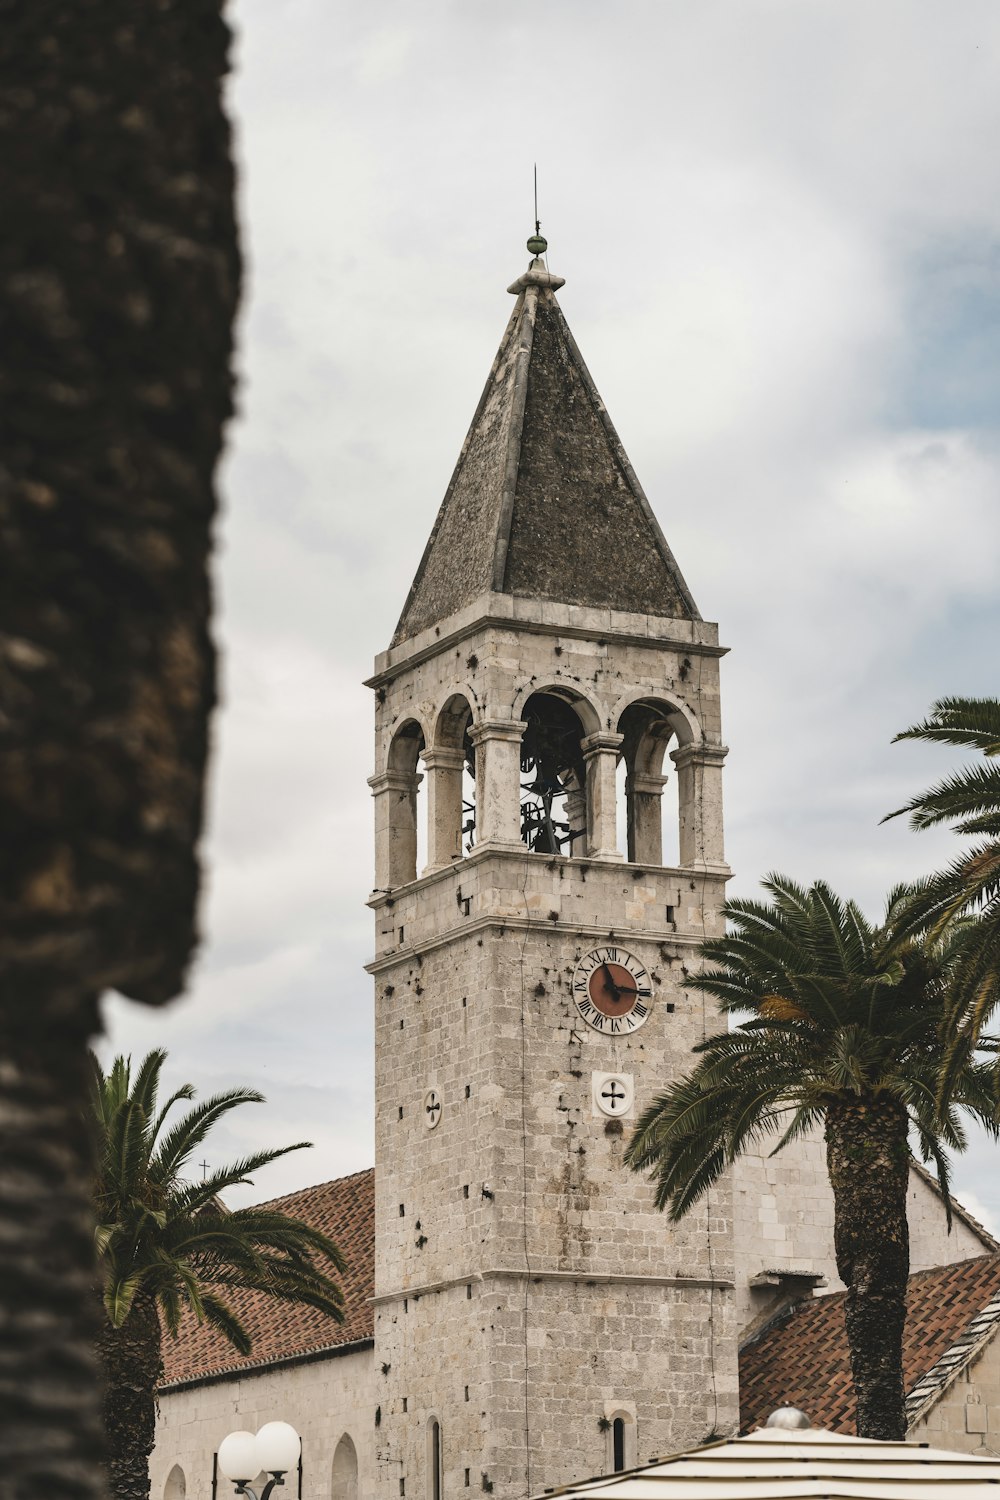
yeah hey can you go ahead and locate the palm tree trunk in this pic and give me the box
[0,1013,106,1498]
[825,1097,910,1440]
[97,1294,163,1500]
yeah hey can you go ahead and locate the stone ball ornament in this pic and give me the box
[765,1405,812,1430]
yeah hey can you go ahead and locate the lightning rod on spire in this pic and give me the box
[527,165,547,258]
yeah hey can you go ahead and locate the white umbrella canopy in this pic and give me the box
[538,1425,1000,1500]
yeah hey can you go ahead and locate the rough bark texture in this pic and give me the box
[0,1,240,1494]
[825,1097,910,1440]
[0,1010,105,1499]
[97,1295,163,1500]
[0,0,240,1006]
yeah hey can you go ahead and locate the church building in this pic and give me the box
[151,240,1000,1500]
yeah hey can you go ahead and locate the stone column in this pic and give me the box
[628,771,668,866]
[582,731,624,861]
[468,719,528,850]
[563,778,588,858]
[368,768,423,889]
[422,747,468,873]
[670,742,729,870]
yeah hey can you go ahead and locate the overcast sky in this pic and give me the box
[103,1,1000,1232]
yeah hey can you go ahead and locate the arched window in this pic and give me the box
[613,1419,626,1472]
[427,1418,443,1500]
[605,1410,636,1473]
[378,719,426,886]
[426,695,475,870]
[163,1465,186,1500]
[331,1433,359,1500]
[617,699,689,867]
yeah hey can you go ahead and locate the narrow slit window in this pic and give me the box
[429,1420,442,1500]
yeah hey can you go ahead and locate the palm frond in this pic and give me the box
[151,1089,267,1184]
[89,1049,345,1369]
[891,697,1000,755]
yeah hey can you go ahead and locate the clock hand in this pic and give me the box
[600,963,621,1002]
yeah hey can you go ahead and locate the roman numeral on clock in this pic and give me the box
[570,945,654,1036]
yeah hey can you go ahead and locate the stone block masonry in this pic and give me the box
[368,587,736,1500]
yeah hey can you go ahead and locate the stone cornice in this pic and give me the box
[366,843,725,911]
[366,596,727,691]
[365,911,719,974]
[372,1268,734,1306]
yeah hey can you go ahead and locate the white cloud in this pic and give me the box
[104,0,1000,1228]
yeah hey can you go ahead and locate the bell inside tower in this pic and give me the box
[519,691,588,855]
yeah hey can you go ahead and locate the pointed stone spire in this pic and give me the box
[393,237,699,645]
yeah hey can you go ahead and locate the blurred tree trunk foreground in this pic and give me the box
[0,3,240,1494]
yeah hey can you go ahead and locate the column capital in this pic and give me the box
[421,746,467,772]
[467,718,528,747]
[368,769,423,795]
[670,741,729,770]
[580,731,625,758]
[630,772,669,796]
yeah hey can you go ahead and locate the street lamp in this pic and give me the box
[218,1421,302,1499]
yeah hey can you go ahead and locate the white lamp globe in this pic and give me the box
[255,1420,301,1475]
[218,1431,259,1483]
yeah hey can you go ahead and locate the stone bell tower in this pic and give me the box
[365,236,737,1500]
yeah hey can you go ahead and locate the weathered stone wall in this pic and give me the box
[733,1132,992,1334]
[911,1334,1000,1456]
[151,1347,374,1500]
[370,593,736,1500]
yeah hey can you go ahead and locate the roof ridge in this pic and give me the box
[543,296,700,621]
[905,1278,1000,1427]
[392,252,701,646]
[252,1164,375,1212]
[490,285,538,592]
[909,1159,1000,1251]
[391,301,522,646]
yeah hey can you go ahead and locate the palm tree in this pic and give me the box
[90,1051,346,1500]
[624,875,997,1441]
[885,697,1000,1065]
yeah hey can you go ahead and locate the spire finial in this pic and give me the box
[527,163,547,257]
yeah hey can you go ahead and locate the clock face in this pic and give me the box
[572,946,653,1035]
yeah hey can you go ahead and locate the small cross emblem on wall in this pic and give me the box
[424,1090,442,1129]
[600,1081,627,1113]
[592,1071,634,1119]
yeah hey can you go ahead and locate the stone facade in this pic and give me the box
[151,1345,373,1500]
[733,1133,992,1332]
[912,1328,1000,1456]
[368,587,736,1500]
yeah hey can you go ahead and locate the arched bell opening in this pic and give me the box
[519,691,588,855]
[427,695,476,869]
[617,699,687,867]
[615,755,628,857]
[382,718,426,886]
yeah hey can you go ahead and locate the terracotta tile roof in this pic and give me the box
[739,1253,1000,1435]
[160,1167,374,1388]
